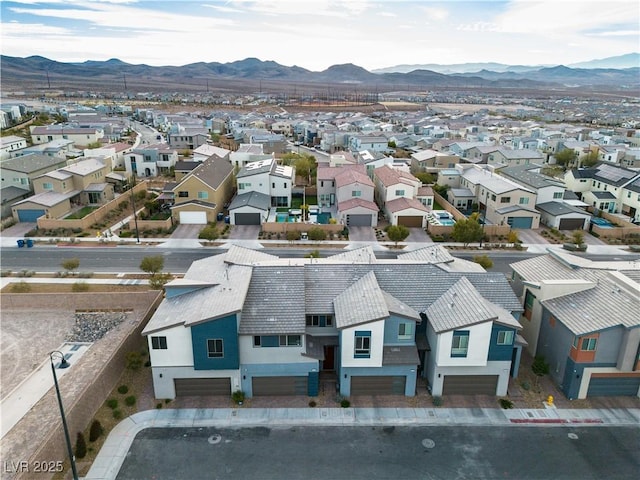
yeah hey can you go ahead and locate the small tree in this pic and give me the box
[472,254,493,269]
[451,213,484,247]
[571,230,585,246]
[579,151,599,168]
[286,230,301,242]
[304,249,321,258]
[308,227,326,241]
[386,225,410,246]
[507,231,520,244]
[61,258,80,276]
[149,272,173,290]
[554,149,577,169]
[89,420,104,442]
[140,255,164,274]
[531,355,550,390]
[75,432,87,459]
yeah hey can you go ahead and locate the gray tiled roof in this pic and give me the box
[228,191,270,211]
[324,246,377,263]
[304,264,522,316]
[535,201,590,216]
[223,244,279,266]
[382,345,420,365]
[1,154,66,173]
[382,291,421,320]
[542,273,639,335]
[397,245,454,265]
[239,265,306,335]
[334,271,388,329]
[425,277,498,333]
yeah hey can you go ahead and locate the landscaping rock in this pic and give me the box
[66,311,129,342]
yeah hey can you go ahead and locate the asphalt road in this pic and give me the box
[2,246,638,275]
[116,425,640,480]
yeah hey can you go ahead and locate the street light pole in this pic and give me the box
[49,351,79,480]
[479,190,488,248]
[130,172,141,244]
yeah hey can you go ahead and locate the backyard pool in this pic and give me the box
[591,217,614,228]
[276,213,296,223]
[427,210,456,227]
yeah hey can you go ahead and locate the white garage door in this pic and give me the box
[179,211,207,224]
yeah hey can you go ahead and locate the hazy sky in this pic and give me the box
[1,0,638,71]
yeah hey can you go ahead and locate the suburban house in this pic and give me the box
[29,125,104,147]
[0,135,28,160]
[410,149,459,172]
[455,164,541,229]
[373,165,430,227]
[0,154,68,191]
[12,158,113,222]
[487,148,546,168]
[510,251,640,399]
[564,163,640,218]
[193,144,231,163]
[317,165,379,227]
[125,143,179,178]
[167,127,209,151]
[348,135,388,154]
[621,176,640,223]
[499,164,591,230]
[228,190,271,226]
[229,144,274,168]
[170,155,235,224]
[143,245,524,400]
[236,158,294,209]
[13,139,75,159]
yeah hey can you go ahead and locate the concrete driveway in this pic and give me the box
[348,226,376,242]
[169,224,203,239]
[406,227,432,243]
[228,225,260,240]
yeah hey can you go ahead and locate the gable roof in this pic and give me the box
[374,165,419,188]
[0,154,67,173]
[175,155,233,190]
[385,197,430,214]
[335,168,374,188]
[334,271,388,329]
[228,191,270,211]
[425,277,499,333]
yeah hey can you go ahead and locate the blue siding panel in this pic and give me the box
[308,371,319,396]
[383,315,416,345]
[191,315,239,370]
[487,324,516,361]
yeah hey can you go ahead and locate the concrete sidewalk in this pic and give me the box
[85,406,640,480]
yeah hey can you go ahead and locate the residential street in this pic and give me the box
[116,425,640,480]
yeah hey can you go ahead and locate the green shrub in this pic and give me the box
[117,385,129,394]
[10,281,31,293]
[520,381,531,391]
[72,281,90,292]
[340,399,350,408]
[125,395,136,406]
[156,403,163,409]
[308,400,317,407]
[286,230,301,241]
[106,398,118,409]
[532,355,550,377]
[432,396,443,407]
[89,420,104,442]
[472,254,494,269]
[499,398,514,409]
[198,225,219,241]
[126,351,143,370]
[164,399,171,404]
[112,409,123,420]
[308,227,326,241]
[232,390,245,404]
[75,432,87,459]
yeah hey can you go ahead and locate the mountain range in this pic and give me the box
[1,54,638,93]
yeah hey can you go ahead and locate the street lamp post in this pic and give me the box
[129,172,141,244]
[49,351,79,480]
[479,190,489,248]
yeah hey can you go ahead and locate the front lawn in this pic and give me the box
[66,206,98,219]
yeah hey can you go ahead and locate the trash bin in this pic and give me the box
[224,216,230,224]
[17,239,25,248]
[26,239,34,248]
[217,212,224,221]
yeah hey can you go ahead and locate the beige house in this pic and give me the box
[171,155,234,224]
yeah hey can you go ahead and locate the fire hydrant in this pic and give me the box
[547,395,554,406]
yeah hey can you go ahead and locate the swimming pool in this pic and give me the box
[276,213,296,223]
[591,217,613,228]
[439,219,456,226]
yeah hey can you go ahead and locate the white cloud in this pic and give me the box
[2,22,71,36]
[420,6,449,21]
[589,30,640,37]
[202,3,245,14]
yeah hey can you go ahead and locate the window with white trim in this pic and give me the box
[398,323,414,340]
[497,330,514,345]
[354,331,371,358]
[207,338,224,358]
[581,338,597,351]
[451,330,469,357]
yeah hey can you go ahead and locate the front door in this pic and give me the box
[323,345,335,371]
